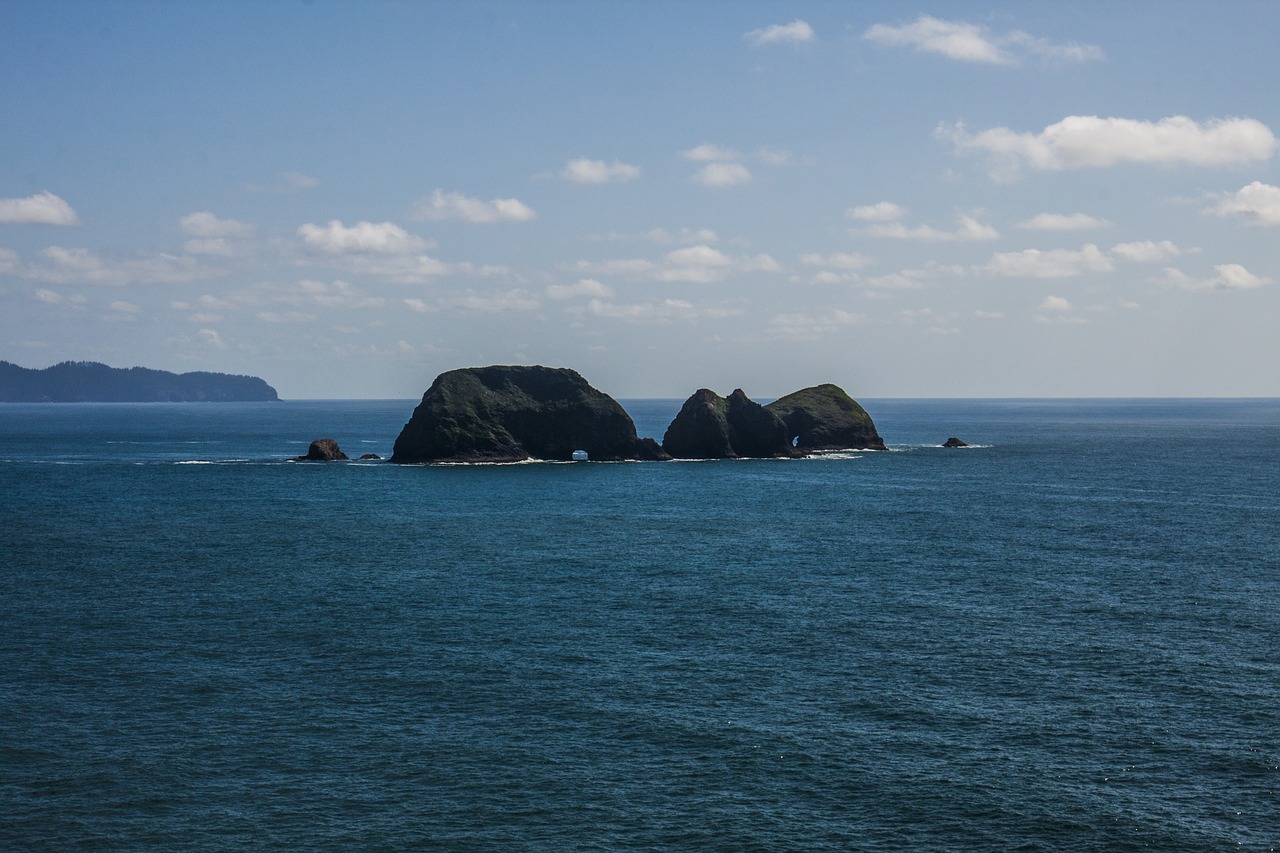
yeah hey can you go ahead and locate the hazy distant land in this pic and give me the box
[0,361,279,403]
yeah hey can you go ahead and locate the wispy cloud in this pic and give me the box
[943,115,1277,179]
[983,243,1113,278]
[848,201,907,222]
[1017,213,1110,231]
[546,278,613,300]
[180,211,255,256]
[682,143,741,162]
[14,246,209,285]
[413,189,536,223]
[0,191,80,225]
[1161,264,1270,292]
[1111,240,1183,263]
[692,162,752,187]
[864,15,1102,65]
[866,215,999,242]
[745,20,814,46]
[561,158,641,184]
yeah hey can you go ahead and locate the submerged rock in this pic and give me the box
[293,438,349,461]
[765,384,886,451]
[662,388,797,459]
[942,437,969,448]
[390,365,671,463]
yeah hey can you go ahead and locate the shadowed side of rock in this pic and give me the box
[292,438,349,461]
[390,365,670,463]
[662,388,797,459]
[765,384,886,451]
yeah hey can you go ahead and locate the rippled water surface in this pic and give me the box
[2,399,1278,850]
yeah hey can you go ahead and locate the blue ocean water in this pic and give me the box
[1,398,1278,850]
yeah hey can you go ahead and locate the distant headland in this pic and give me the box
[0,360,279,403]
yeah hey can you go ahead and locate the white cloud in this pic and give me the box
[586,297,738,324]
[984,243,1113,278]
[403,298,434,314]
[316,252,452,284]
[1017,213,1109,231]
[561,158,641,184]
[849,201,907,222]
[800,252,874,270]
[1040,295,1073,313]
[546,278,613,300]
[867,215,999,242]
[642,227,718,245]
[257,310,316,324]
[298,220,427,254]
[1162,263,1270,292]
[33,287,86,306]
[745,19,814,46]
[944,116,1277,178]
[413,190,536,223]
[692,162,752,187]
[180,211,253,238]
[269,279,386,310]
[440,289,539,312]
[198,328,227,349]
[180,212,255,256]
[768,308,862,339]
[682,143,740,162]
[1111,240,1182,263]
[0,191,80,225]
[573,246,778,285]
[20,246,208,285]
[1206,181,1280,226]
[659,244,778,283]
[864,269,930,290]
[757,147,793,166]
[863,14,1102,65]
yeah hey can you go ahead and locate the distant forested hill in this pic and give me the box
[0,361,279,402]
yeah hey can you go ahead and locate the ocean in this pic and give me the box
[2,398,1277,850]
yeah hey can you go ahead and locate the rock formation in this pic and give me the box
[390,365,671,463]
[662,388,799,459]
[942,437,969,448]
[293,438,349,461]
[765,384,886,451]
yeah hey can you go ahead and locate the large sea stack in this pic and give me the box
[662,388,798,459]
[765,384,886,451]
[390,365,669,463]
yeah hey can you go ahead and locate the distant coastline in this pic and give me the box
[0,360,279,403]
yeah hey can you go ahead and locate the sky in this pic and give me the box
[2,1,1279,399]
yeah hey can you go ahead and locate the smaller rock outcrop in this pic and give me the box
[942,437,969,448]
[359,453,382,460]
[765,384,886,451]
[293,438,349,461]
[662,388,798,459]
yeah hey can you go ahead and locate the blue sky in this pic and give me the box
[3,1,1278,399]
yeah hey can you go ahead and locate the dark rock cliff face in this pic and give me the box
[293,438,349,461]
[0,360,278,402]
[662,388,798,459]
[765,384,886,451]
[390,365,670,463]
